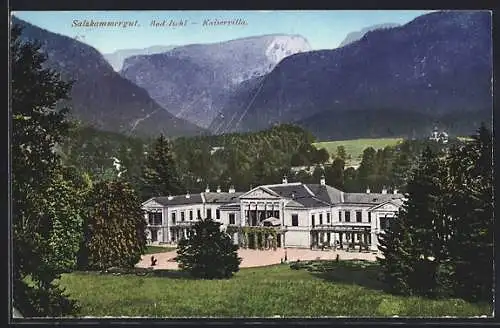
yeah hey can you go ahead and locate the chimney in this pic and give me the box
[366,187,371,194]
[205,185,210,193]
[282,175,288,184]
[216,186,221,193]
[185,191,190,199]
[320,175,326,186]
[382,186,387,194]
[228,185,235,193]
[167,194,174,200]
[393,188,399,194]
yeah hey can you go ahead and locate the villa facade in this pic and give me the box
[142,177,405,251]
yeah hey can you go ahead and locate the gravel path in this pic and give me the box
[137,248,381,270]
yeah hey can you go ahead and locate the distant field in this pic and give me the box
[313,138,403,167]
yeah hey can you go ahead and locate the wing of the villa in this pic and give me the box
[142,176,405,252]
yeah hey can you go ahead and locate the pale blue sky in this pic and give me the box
[13,10,435,54]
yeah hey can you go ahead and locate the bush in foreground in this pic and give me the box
[174,218,241,279]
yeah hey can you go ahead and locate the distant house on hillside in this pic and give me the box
[210,146,225,155]
[429,126,449,144]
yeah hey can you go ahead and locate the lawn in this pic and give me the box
[57,260,491,318]
[144,246,176,255]
[313,138,403,167]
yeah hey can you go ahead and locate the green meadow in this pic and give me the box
[57,260,491,318]
[313,138,404,167]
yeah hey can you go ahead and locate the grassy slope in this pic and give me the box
[313,138,403,167]
[58,262,491,317]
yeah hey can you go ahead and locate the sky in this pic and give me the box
[12,10,434,54]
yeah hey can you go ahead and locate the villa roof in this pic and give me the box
[305,184,344,204]
[145,183,405,209]
[343,193,404,205]
[267,184,312,199]
[152,194,203,206]
[293,196,332,208]
[203,192,244,203]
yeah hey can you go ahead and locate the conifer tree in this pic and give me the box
[11,25,84,316]
[446,124,493,301]
[379,146,449,297]
[175,218,242,279]
[142,134,184,199]
[377,213,414,295]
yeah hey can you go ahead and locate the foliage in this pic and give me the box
[11,24,83,316]
[142,134,184,199]
[59,124,149,190]
[378,125,493,302]
[174,218,241,279]
[446,124,493,301]
[172,124,319,192]
[77,180,147,270]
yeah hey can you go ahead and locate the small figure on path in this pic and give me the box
[151,256,158,267]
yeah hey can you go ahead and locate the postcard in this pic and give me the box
[9,9,494,320]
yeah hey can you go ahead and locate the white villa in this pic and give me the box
[141,176,405,252]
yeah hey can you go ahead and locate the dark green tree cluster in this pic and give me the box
[141,134,184,199]
[175,218,242,279]
[77,180,147,270]
[11,25,85,316]
[12,25,150,317]
[171,124,319,192]
[378,125,493,302]
[60,124,149,191]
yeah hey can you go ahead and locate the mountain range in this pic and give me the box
[11,11,493,141]
[104,45,178,71]
[12,16,205,138]
[210,11,492,139]
[120,34,312,128]
[338,23,401,47]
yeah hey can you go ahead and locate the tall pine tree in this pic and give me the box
[378,146,449,297]
[446,124,493,301]
[142,134,184,199]
[11,25,84,316]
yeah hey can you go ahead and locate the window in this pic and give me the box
[327,213,331,223]
[274,211,279,218]
[181,211,185,221]
[356,211,362,223]
[151,229,158,242]
[339,211,342,222]
[171,212,176,224]
[148,212,162,225]
[216,209,220,220]
[229,213,235,225]
[207,208,212,219]
[319,213,323,225]
[311,214,315,227]
[368,212,372,223]
[189,211,193,220]
[291,214,299,227]
[197,209,201,219]
[345,211,351,222]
